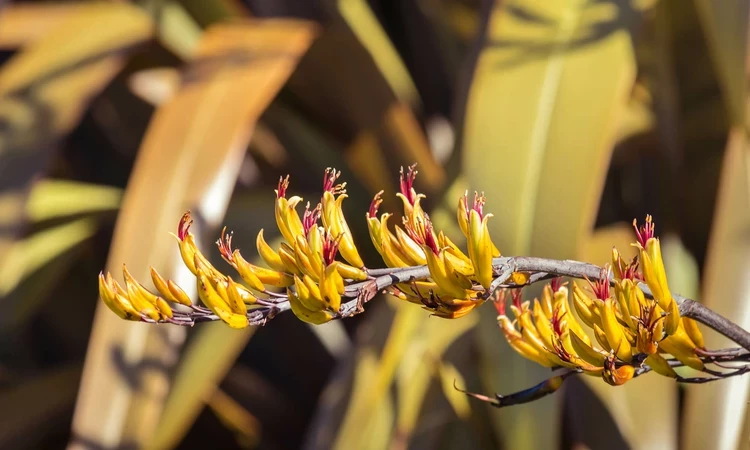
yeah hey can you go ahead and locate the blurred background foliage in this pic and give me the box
[0,0,747,449]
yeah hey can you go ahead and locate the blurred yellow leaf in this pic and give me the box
[337,349,395,450]
[395,311,478,443]
[71,19,318,449]
[157,1,203,60]
[694,0,749,125]
[26,180,122,222]
[208,388,261,449]
[436,362,472,421]
[333,302,423,449]
[461,0,646,447]
[337,0,420,108]
[0,3,89,48]
[683,129,750,450]
[0,217,97,297]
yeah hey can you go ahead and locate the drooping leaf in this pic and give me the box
[460,1,648,447]
[26,180,122,222]
[71,20,318,449]
[0,2,152,299]
[682,129,750,450]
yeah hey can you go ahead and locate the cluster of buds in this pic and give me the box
[99,168,369,328]
[99,212,259,328]
[260,169,367,324]
[367,165,502,318]
[496,216,706,385]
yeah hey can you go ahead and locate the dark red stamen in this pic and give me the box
[585,267,611,300]
[216,227,234,263]
[511,289,523,311]
[323,168,346,195]
[276,175,290,199]
[368,191,384,218]
[633,215,655,247]
[399,164,418,206]
[550,277,564,293]
[551,306,566,336]
[493,289,507,315]
[322,231,342,266]
[302,202,321,236]
[617,255,642,281]
[177,211,193,241]
[422,216,440,255]
[471,191,486,219]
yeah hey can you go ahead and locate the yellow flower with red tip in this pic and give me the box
[496,215,706,385]
[366,164,502,318]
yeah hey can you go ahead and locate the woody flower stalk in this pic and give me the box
[98,165,750,408]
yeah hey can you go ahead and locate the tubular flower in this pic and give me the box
[499,217,707,384]
[99,169,372,327]
[368,165,503,318]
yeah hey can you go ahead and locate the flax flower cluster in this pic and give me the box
[98,166,506,327]
[496,216,705,385]
[367,165,500,318]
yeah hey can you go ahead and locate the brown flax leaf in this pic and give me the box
[70,19,318,449]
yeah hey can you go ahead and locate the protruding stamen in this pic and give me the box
[550,277,564,293]
[177,211,193,241]
[323,168,346,195]
[493,289,508,315]
[302,202,321,236]
[422,215,440,255]
[275,175,290,199]
[617,255,642,281]
[511,289,523,311]
[472,191,486,219]
[217,227,234,263]
[368,191,384,218]
[399,164,419,206]
[633,215,655,247]
[585,267,611,300]
[322,231,342,266]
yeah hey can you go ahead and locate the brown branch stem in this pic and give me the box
[161,255,750,354]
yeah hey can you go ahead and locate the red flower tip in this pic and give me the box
[551,306,566,336]
[617,254,642,281]
[177,211,193,241]
[276,175,290,199]
[302,202,322,236]
[399,163,419,205]
[368,191,384,218]
[633,214,655,247]
[323,168,346,195]
[322,231,342,266]
[511,289,523,311]
[216,227,234,263]
[550,276,564,293]
[471,191,486,219]
[422,215,440,255]
[493,289,507,315]
[585,267,611,301]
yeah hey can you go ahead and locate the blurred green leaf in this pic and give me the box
[157,1,203,60]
